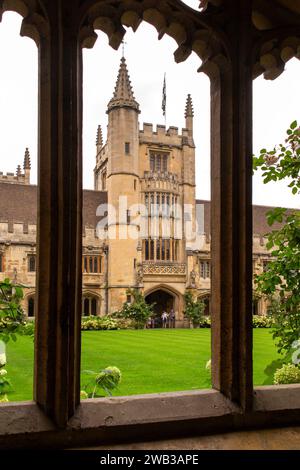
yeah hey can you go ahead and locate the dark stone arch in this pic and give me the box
[78,0,227,68]
[0,0,49,46]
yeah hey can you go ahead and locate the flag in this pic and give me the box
[162,73,166,117]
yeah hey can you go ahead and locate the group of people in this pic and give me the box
[146,309,176,328]
[161,309,176,328]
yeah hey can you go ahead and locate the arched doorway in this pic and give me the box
[28,297,35,317]
[145,289,175,327]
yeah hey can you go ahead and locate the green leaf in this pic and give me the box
[290,120,298,130]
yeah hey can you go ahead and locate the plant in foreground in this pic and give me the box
[82,366,122,398]
[274,363,300,385]
[0,342,11,399]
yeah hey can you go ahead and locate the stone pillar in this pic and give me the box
[34,0,82,427]
[201,2,253,410]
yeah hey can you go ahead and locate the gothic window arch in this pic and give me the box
[28,255,36,272]
[82,294,99,316]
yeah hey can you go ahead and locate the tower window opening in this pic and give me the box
[125,142,130,154]
[28,255,36,272]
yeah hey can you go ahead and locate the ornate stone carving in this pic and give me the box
[189,269,196,287]
[142,262,186,275]
[136,263,144,284]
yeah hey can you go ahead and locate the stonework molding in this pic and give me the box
[142,262,186,275]
[79,0,227,70]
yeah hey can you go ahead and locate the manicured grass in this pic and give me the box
[4,329,283,401]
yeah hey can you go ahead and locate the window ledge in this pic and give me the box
[1,387,300,449]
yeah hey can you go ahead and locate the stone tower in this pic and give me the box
[105,56,141,311]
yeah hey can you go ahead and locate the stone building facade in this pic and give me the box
[0,57,275,325]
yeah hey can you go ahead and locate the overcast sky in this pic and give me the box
[0,10,299,209]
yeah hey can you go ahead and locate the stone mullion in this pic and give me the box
[209,2,253,410]
[34,1,82,427]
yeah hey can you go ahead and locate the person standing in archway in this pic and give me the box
[161,310,168,328]
[169,308,176,328]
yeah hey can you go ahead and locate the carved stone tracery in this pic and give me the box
[143,261,186,275]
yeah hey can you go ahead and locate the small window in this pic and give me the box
[125,142,130,154]
[82,256,101,273]
[101,171,106,190]
[263,260,270,272]
[0,253,3,272]
[134,179,137,190]
[127,210,131,224]
[28,255,36,272]
[134,258,137,269]
[200,260,210,279]
[126,294,132,303]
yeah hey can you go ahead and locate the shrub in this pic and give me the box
[199,317,211,328]
[114,289,154,329]
[274,363,300,385]
[252,315,272,328]
[20,320,35,337]
[0,278,25,343]
[184,292,205,327]
[81,316,118,331]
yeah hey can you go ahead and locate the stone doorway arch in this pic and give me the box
[145,285,180,327]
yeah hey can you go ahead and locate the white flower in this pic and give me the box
[292,339,300,349]
[0,352,6,367]
[0,369,7,376]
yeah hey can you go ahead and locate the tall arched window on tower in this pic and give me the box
[28,255,36,272]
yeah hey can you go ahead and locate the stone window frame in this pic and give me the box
[200,260,210,279]
[82,255,102,274]
[1,0,300,450]
[149,150,169,173]
[27,254,36,272]
[82,295,98,316]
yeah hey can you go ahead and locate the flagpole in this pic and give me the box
[165,73,166,127]
[162,72,167,127]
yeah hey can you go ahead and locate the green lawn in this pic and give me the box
[4,329,284,401]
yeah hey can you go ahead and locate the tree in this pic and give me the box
[0,278,25,343]
[184,291,205,328]
[114,289,154,329]
[253,121,300,354]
